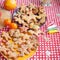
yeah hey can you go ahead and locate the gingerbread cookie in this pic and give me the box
[13,4,47,27]
[0,29,39,60]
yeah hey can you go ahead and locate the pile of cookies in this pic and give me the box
[13,4,46,27]
[0,4,46,60]
[0,29,39,60]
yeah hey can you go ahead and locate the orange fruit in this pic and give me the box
[4,0,17,10]
[9,23,17,29]
[4,19,11,26]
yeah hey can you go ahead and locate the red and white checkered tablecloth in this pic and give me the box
[0,0,60,60]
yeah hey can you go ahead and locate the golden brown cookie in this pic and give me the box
[0,29,39,60]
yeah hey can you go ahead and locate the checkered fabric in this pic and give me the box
[0,0,60,60]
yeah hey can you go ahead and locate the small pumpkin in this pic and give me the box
[9,23,18,29]
[4,0,17,10]
[4,19,11,26]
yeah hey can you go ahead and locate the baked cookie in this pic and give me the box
[0,4,46,60]
[13,4,47,28]
[0,29,39,60]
